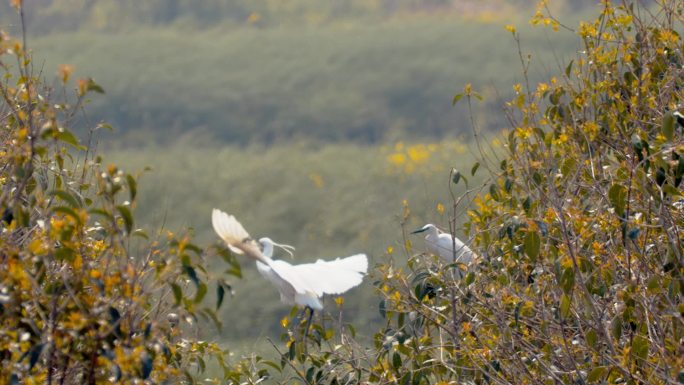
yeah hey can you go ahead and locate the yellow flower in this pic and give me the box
[407,145,430,164]
[308,172,324,188]
[388,153,406,166]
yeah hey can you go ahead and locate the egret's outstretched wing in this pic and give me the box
[211,209,264,262]
[283,254,368,297]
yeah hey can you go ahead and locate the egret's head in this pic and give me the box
[259,237,295,258]
[411,224,437,235]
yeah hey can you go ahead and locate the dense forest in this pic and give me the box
[1,0,682,383]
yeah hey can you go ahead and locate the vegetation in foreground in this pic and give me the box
[1,1,682,384]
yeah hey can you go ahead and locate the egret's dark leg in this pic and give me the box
[303,306,314,341]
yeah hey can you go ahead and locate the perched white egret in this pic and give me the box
[411,224,477,270]
[211,209,368,333]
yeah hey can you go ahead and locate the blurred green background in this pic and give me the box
[1,0,589,353]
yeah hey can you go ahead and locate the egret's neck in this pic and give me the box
[425,226,439,239]
[261,241,274,259]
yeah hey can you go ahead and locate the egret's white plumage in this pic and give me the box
[212,209,368,311]
[411,224,477,267]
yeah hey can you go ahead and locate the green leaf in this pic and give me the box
[88,208,113,221]
[28,343,45,370]
[565,60,573,77]
[471,162,480,176]
[55,246,75,261]
[140,352,153,379]
[464,272,475,286]
[560,294,571,318]
[452,93,463,105]
[522,197,531,213]
[489,183,500,201]
[585,329,598,349]
[392,352,402,370]
[532,172,542,185]
[524,231,541,261]
[608,184,627,217]
[306,367,315,383]
[379,299,386,318]
[646,276,660,294]
[288,341,296,361]
[109,306,121,323]
[216,284,225,310]
[183,265,200,288]
[132,229,149,239]
[170,283,183,305]
[116,205,134,234]
[452,169,462,185]
[514,301,521,327]
[194,283,207,303]
[57,130,83,149]
[560,267,575,294]
[587,366,607,382]
[631,334,648,363]
[261,359,282,374]
[611,315,622,340]
[126,174,137,202]
[86,78,105,94]
[663,184,681,197]
[50,190,81,208]
[662,112,675,140]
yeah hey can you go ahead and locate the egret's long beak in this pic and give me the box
[410,227,427,234]
[273,241,296,258]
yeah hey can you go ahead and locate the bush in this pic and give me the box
[3,1,682,384]
[369,1,684,384]
[254,1,683,383]
[0,9,240,383]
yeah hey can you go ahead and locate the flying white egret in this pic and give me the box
[211,209,368,334]
[411,224,477,276]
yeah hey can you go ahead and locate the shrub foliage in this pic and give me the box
[366,2,684,384]
[0,8,241,383]
[1,1,682,384]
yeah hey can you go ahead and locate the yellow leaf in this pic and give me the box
[247,12,261,24]
[58,64,74,83]
[28,238,47,255]
[436,203,445,215]
[334,297,344,307]
[280,316,289,328]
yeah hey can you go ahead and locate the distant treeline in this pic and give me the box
[2,1,583,144]
[0,0,594,35]
[27,20,579,144]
